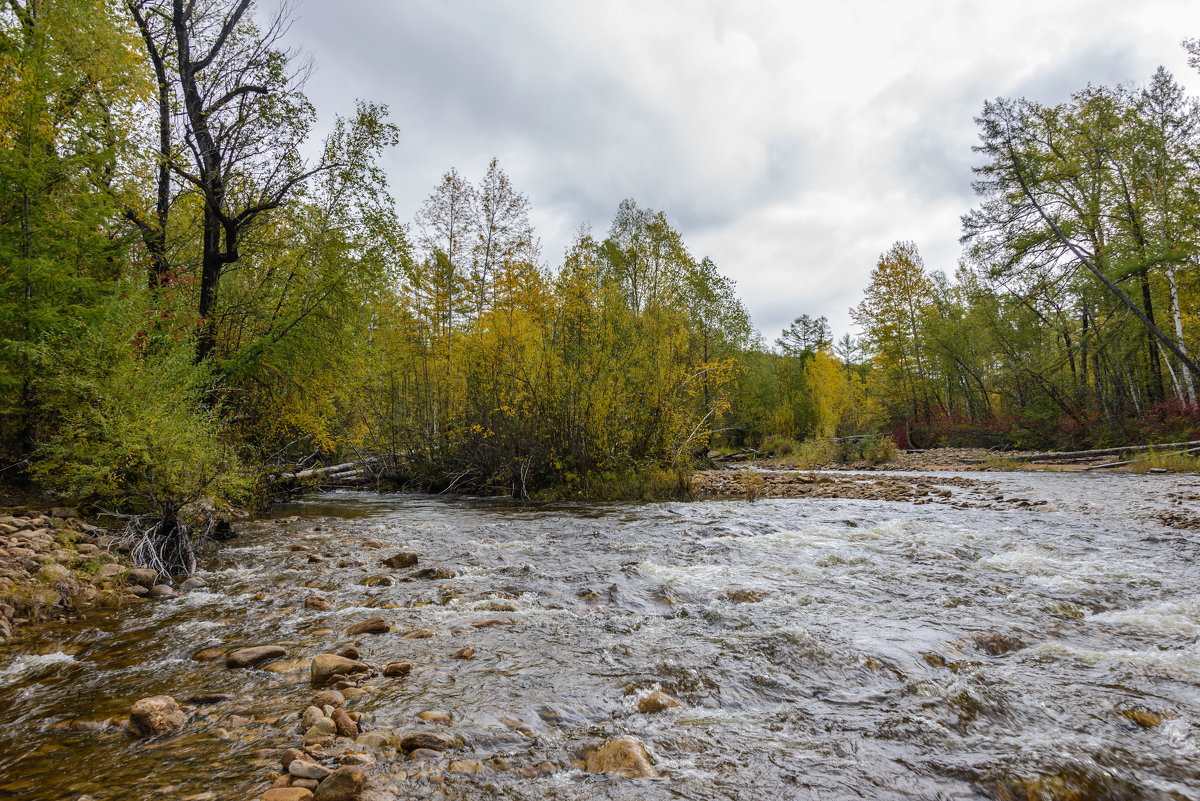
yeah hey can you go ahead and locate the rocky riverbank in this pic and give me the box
[0,508,176,642]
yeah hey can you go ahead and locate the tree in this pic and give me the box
[776,314,831,357]
[126,0,388,362]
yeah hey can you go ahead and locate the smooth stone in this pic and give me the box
[382,661,411,677]
[130,695,186,737]
[345,616,389,636]
[312,766,365,801]
[332,707,358,737]
[450,646,474,660]
[226,645,287,669]
[301,706,327,730]
[311,654,371,686]
[417,710,451,725]
[338,646,360,661]
[261,790,313,801]
[585,737,657,778]
[311,689,345,708]
[289,760,332,780]
[291,780,319,791]
[381,552,418,569]
[148,584,179,598]
[180,577,207,591]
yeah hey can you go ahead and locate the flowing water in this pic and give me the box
[2,471,1200,800]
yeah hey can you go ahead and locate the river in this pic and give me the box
[1,470,1198,800]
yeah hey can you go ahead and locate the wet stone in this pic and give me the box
[305,595,334,611]
[226,645,287,669]
[312,766,364,801]
[381,552,418,569]
[130,695,186,738]
[346,616,390,635]
[382,661,411,677]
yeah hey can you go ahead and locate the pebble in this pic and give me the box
[382,661,411,677]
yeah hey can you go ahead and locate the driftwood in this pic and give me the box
[1084,446,1200,471]
[965,440,1200,465]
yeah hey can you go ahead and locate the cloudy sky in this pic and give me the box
[278,0,1200,340]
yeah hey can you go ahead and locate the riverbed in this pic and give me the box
[1,471,1199,800]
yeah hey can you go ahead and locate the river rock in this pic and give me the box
[398,731,455,752]
[637,690,681,714]
[382,661,411,677]
[130,695,186,737]
[311,689,345,708]
[261,790,314,801]
[180,577,207,591]
[311,654,371,686]
[301,706,328,730]
[585,737,657,778]
[417,710,451,725]
[312,766,365,801]
[289,760,332,780]
[96,563,125,580]
[38,563,71,582]
[305,595,334,611]
[129,568,159,588]
[381,551,418,569]
[354,732,391,751]
[346,616,389,635]
[192,647,227,662]
[226,645,287,669]
[450,646,474,660]
[332,707,358,737]
[148,584,178,598]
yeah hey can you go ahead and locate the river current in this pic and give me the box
[1,471,1199,800]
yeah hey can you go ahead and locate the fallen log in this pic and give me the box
[965,440,1200,465]
[1084,446,1200,471]
[278,456,391,483]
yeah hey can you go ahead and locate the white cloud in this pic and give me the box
[282,0,1200,339]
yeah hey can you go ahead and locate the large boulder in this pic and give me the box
[585,737,657,778]
[226,646,287,669]
[313,766,365,801]
[129,695,186,737]
[311,654,371,686]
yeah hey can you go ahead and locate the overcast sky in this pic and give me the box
[278,0,1200,341]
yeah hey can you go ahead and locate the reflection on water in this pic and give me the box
[2,471,1199,800]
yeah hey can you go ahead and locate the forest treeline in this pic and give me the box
[2,1,1199,531]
